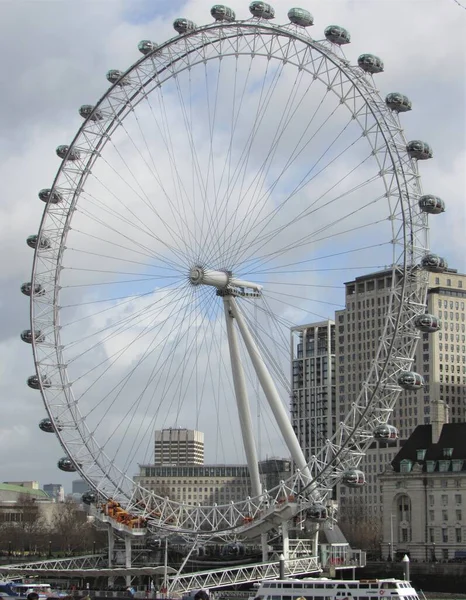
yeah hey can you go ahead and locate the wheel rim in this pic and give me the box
[29,18,429,535]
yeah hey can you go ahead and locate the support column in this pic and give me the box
[282,520,289,562]
[125,535,132,588]
[261,532,268,562]
[227,296,312,484]
[223,297,262,497]
[107,525,115,589]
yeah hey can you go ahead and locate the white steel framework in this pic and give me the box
[25,5,435,545]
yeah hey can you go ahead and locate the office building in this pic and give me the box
[380,423,466,562]
[43,483,65,503]
[135,458,292,505]
[154,428,204,465]
[338,268,466,525]
[135,463,251,505]
[291,320,336,461]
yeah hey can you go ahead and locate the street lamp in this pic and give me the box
[48,540,52,558]
[431,542,437,562]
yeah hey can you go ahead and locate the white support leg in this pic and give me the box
[108,525,115,589]
[261,532,269,562]
[108,525,114,567]
[227,296,312,483]
[125,535,132,588]
[223,298,262,497]
[282,520,290,561]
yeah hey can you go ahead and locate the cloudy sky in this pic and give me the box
[0,0,464,494]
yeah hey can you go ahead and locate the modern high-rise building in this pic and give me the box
[154,428,204,465]
[335,268,466,522]
[291,320,336,462]
[291,268,466,525]
[43,483,64,502]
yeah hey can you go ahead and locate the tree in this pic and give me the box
[49,498,95,554]
[339,494,382,554]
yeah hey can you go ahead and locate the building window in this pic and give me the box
[426,461,436,473]
[456,528,462,543]
[429,527,435,542]
[400,459,413,473]
[442,495,448,506]
[455,494,462,504]
[442,528,448,543]
[417,449,426,461]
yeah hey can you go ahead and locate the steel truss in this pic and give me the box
[30,15,429,540]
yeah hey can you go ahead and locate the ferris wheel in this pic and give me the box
[22,2,445,541]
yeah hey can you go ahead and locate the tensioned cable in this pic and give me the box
[68,284,194,384]
[203,52,288,264]
[123,289,220,467]
[128,100,199,256]
[215,55,331,268]
[101,123,194,262]
[96,284,200,450]
[78,187,187,271]
[236,189,386,274]
[213,53,306,266]
[116,285,217,469]
[119,287,219,471]
[225,131,371,269]
[140,87,203,261]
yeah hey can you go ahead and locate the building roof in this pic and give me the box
[0,483,49,498]
[390,423,466,473]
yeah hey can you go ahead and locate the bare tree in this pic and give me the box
[339,494,382,554]
[49,498,94,554]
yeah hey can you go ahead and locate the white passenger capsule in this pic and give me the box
[27,375,51,390]
[20,329,45,344]
[414,314,441,333]
[138,40,158,55]
[39,418,59,433]
[398,371,424,391]
[385,93,412,112]
[27,234,51,250]
[324,25,350,45]
[211,5,236,21]
[288,8,313,27]
[58,457,77,472]
[39,188,63,204]
[21,282,45,297]
[106,69,130,86]
[373,424,398,441]
[306,503,328,521]
[407,140,433,160]
[79,105,104,121]
[358,54,384,74]
[249,1,275,19]
[418,195,445,214]
[56,145,81,161]
[342,469,365,487]
[421,254,448,273]
[173,18,197,33]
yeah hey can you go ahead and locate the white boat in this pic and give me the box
[0,581,57,599]
[252,577,420,600]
